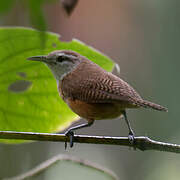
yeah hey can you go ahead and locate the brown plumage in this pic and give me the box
[28,50,168,148]
[58,52,167,118]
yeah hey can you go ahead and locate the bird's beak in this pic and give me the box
[27,55,48,63]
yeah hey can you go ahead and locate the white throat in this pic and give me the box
[45,61,79,81]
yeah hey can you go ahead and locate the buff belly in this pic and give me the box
[66,99,138,120]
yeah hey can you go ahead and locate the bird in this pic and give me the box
[27,50,168,148]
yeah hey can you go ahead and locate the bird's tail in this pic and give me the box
[136,99,168,112]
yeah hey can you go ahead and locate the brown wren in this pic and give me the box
[28,50,168,148]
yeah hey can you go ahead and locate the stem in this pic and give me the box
[0,131,180,153]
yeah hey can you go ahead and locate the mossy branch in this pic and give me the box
[0,131,180,153]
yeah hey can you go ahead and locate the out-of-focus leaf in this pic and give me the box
[0,0,15,14]
[4,154,118,180]
[0,27,114,143]
[61,0,78,15]
[27,0,47,31]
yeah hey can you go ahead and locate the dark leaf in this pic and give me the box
[61,0,78,15]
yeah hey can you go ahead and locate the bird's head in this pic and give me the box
[27,50,81,81]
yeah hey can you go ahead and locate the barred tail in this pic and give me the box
[136,99,168,112]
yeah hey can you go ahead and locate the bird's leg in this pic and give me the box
[65,120,94,148]
[122,111,135,145]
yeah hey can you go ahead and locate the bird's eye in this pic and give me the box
[57,56,66,63]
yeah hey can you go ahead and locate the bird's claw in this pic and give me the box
[65,130,74,149]
[128,130,135,145]
[128,130,136,150]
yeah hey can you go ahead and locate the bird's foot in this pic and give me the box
[128,130,136,149]
[65,130,74,149]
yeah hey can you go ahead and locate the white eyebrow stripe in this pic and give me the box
[57,53,77,59]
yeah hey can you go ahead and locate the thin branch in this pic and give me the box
[4,154,118,180]
[0,131,180,153]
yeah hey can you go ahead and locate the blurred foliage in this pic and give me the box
[0,0,59,31]
[36,160,117,180]
[0,0,78,30]
[0,27,114,143]
[27,0,47,31]
[6,154,118,180]
[61,0,79,15]
[0,0,15,14]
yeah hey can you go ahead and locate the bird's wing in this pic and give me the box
[62,71,142,104]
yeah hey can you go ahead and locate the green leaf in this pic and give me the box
[0,0,15,14]
[0,27,114,143]
[27,0,47,31]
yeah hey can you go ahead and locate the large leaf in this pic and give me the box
[0,27,114,143]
